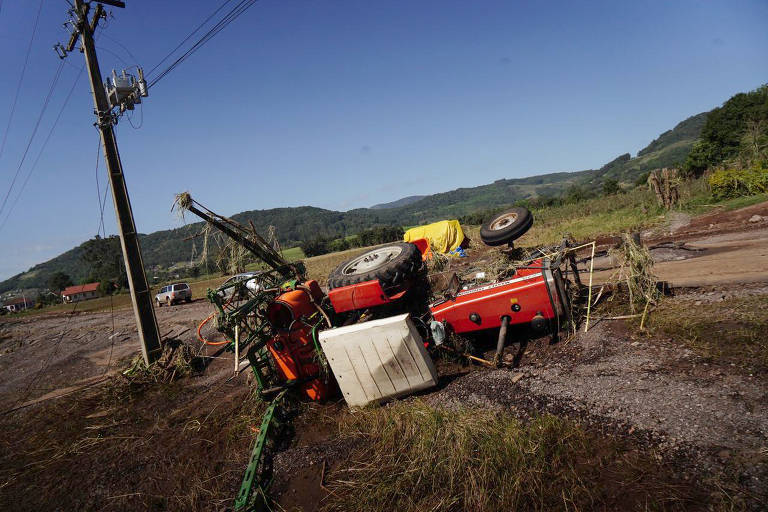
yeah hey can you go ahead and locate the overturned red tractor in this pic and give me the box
[180,193,579,404]
[175,193,583,511]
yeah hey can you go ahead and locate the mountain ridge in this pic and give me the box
[0,109,709,293]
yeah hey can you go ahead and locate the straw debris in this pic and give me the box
[609,233,660,313]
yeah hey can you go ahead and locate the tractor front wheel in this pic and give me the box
[480,207,533,246]
[328,242,422,289]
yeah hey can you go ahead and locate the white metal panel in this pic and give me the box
[319,313,438,407]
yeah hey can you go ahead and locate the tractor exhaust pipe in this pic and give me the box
[494,315,510,367]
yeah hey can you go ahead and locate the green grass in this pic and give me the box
[280,246,305,261]
[645,293,768,374]
[512,187,662,247]
[322,401,704,511]
[683,192,768,215]
[511,179,767,248]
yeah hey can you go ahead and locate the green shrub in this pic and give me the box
[708,166,768,200]
[328,238,350,252]
[301,237,331,257]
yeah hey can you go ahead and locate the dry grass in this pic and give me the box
[322,401,703,512]
[302,246,374,285]
[507,188,658,248]
[646,293,768,374]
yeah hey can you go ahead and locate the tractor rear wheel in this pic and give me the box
[328,242,422,289]
[480,206,533,246]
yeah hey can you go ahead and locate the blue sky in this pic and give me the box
[1,0,767,281]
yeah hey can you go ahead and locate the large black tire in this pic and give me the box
[480,207,533,246]
[328,242,422,289]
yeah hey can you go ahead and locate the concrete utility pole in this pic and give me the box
[58,0,162,365]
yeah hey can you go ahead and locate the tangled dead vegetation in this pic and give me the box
[102,340,204,405]
[648,168,681,209]
[608,233,660,316]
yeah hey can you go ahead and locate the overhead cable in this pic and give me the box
[0,67,83,234]
[146,0,236,78]
[0,0,45,165]
[148,0,258,89]
[0,59,66,221]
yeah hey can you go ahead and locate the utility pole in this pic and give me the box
[57,0,162,365]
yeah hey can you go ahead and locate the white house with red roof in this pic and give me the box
[2,296,35,313]
[61,283,100,303]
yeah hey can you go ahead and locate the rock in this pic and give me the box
[748,214,764,223]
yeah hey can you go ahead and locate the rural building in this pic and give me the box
[3,297,35,313]
[61,283,100,303]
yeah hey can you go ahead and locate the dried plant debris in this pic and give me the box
[609,233,660,313]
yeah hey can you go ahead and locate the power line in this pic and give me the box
[96,44,130,67]
[98,31,140,64]
[0,0,45,165]
[95,137,104,236]
[0,59,65,221]
[148,0,258,89]
[126,101,143,129]
[95,135,112,238]
[146,0,236,78]
[0,67,83,235]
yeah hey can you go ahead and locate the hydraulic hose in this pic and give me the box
[196,312,232,346]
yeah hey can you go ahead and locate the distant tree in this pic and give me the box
[683,84,768,174]
[601,178,622,196]
[565,184,589,203]
[328,238,350,253]
[35,292,60,308]
[739,119,768,167]
[98,280,119,296]
[301,237,330,257]
[81,235,127,286]
[48,271,73,292]
[634,172,651,188]
[357,225,405,246]
[682,140,717,177]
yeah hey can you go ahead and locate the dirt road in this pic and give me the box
[0,299,220,411]
[587,226,768,287]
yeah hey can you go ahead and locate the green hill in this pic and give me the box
[371,195,427,209]
[0,105,712,293]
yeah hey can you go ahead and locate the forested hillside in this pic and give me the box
[0,99,719,293]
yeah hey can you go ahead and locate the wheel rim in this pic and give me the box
[489,212,518,231]
[341,246,403,275]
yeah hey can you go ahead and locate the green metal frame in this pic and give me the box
[234,389,288,511]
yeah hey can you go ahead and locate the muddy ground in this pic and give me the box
[1,202,767,511]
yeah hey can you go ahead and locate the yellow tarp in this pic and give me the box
[403,220,465,254]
